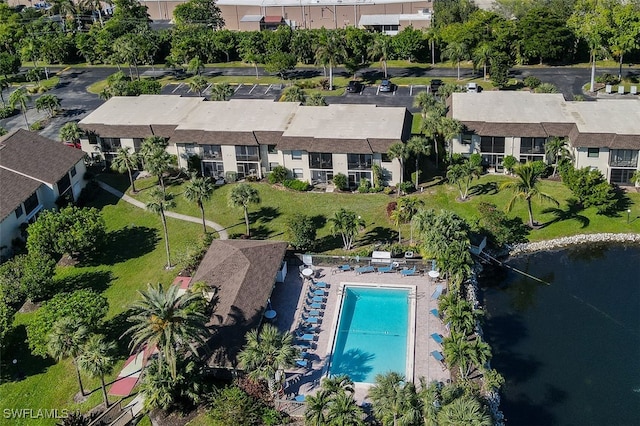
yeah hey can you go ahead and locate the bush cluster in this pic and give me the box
[0,106,16,119]
[560,165,619,214]
[267,166,289,184]
[523,76,542,88]
[283,179,310,191]
[332,173,348,190]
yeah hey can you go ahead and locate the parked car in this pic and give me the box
[430,79,443,94]
[467,82,479,93]
[379,79,393,92]
[346,80,362,93]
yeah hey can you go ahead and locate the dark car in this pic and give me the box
[346,80,362,93]
[430,79,443,94]
[379,79,393,92]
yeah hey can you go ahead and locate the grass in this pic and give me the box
[0,188,204,425]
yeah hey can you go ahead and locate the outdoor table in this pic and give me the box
[302,268,314,278]
[264,310,277,320]
[428,270,440,279]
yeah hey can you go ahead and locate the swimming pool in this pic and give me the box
[329,285,413,383]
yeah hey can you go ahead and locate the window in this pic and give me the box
[293,168,303,178]
[381,153,391,162]
[133,138,144,150]
[311,170,333,183]
[309,152,333,169]
[347,154,372,170]
[235,145,259,162]
[348,171,372,186]
[70,165,77,178]
[24,192,39,216]
[202,144,222,160]
[269,162,280,171]
[480,136,505,153]
[203,161,224,178]
[587,148,599,158]
[520,137,546,154]
[268,145,278,154]
[461,134,473,145]
[610,168,635,184]
[57,173,71,195]
[292,150,302,160]
[609,149,638,167]
[87,132,98,144]
[100,137,121,152]
[15,205,23,218]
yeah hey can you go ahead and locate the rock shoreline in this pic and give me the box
[508,233,640,256]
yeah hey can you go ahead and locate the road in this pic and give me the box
[0,65,630,140]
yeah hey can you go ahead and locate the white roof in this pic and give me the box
[218,0,423,5]
[177,99,300,132]
[240,15,263,22]
[284,104,406,139]
[451,91,640,135]
[359,13,431,26]
[80,95,204,125]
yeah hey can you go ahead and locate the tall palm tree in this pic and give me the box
[329,208,365,251]
[442,298,477,336]
[209,83,233,101]
[327,392,364,426]
[305,391,331,426]
[443,331,473,379]
[228,183,261,237]
[183,174,215,233]
[35,94,60,118]
[237,324,298,397]
[442,42,468,81]
[146,188,176,269]
[407,135,432,190]
[123,283,209,378]
[368,372,423,426]
[9,86,31,129]
[500,162,559,227]
[111,147,140,193]
[47,317,89,397]
[80,0,107,26]
[418,378,441,426]
[315,31,347,90]
[140,136,172,193]
[188,75,208,97]
[545,137,572,176]
[438,239,473,291]
[436,394,492,426]
[322,374,355,396]
[387,142,411,197]
[369,33,393,78]
[473,43,493,81]
[59,122,83,145]
[413,91,440,115]
[77,335,116,408]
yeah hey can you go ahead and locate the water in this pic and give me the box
[329,286,409,383]
[481,244,640,426]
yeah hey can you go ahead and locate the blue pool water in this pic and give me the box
[329,286,410,383]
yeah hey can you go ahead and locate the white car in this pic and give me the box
[467,82,478,93]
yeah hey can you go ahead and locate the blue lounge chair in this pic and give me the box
[431,350,446,370]
[295,340,315,349]
[356,265,375,275]
[401,266,417,277]
[297,333,315,341]
[306,301,323,310]
[312,281,328,288]
[431,285,443,300]
[377,265,394,274]
[431,333,444,345]
[294,394,306,402]
[430,308,439,318]
[310,289,326,296]
[304,309,321,317]
[296,359,308,368]
[307,295,325,303]
[334,264,351,274]
[302,316,319,324]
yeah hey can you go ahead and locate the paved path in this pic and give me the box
[97,181,229,240]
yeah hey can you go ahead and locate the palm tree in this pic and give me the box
[436,394,492,426]
[442,331,473,379]
[438,239,473,291]
[228,183,261,237]
[59,122,83,145]
[545,137,571,176]
[111,147,140,193]
[35,94,60,118]
[443,42,468,81]
[500,162,559,227]
[210,83,233,101]
[146,188,176,269]
[322,374,355,396]
[305,92,327,106]
[418,378,441,425]
[329,208,365,251]
[47,317,89,397]
[327,392,364,426]
[282,86,305,103]
[387,142,411,197]
[407,136,432,190]
[473,43,493,81]
[369,33,393,78]
[446,156,482,201]
[140,136,172,193]
[188,75,208,97]
[123,283,209,378]
[237,324,298,397]
[9,86,31,129]
[368,372,423,426]
[183,174,215,233]
[0,78,8,105]
[187,57,204,76]
[442,298,477,336]
[80,0,106,26]
[315,31,347,90]
[77,335,116,408]
[305,391,331,426]
[413,91,440,114]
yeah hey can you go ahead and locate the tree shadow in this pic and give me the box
[394,66,433,77]
[247,224,273,240]
[62,108,86,117]
[469,181,499,196]
[604,185,633,217]
[82,226,160,266]
[248,206,281,224]
[289,69,322,79]
[541,199,590,228]
[358,226,397,246]
[314,234,344,252]
[54,270,113,294]
[0,324,55,382]
[359,70,383,85]
[103,311,135,357]
[310,214,326,229]
[329,348,375,383]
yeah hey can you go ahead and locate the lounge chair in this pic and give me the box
[400,266,418,277]
[303,309,321,317]
[295,359,308,368]
[295,340,315,349]
[431,285,444,300]
[333,264,351,274]
[297,333,316,342]
[302,316,319,324]
[356,265,375,275]
[430,308,440,319]
[306,301,323,310]
[431,350,447,369]
[431,333,444,345]
[312,281,328,288]
[310,288,326,296]
[307,295,325,303]
[377,265,394,274]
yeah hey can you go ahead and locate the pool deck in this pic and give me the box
[268,262,451,403]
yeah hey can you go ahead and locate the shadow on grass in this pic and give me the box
[541,199,590,228]
[310,214,327,229]
[359,226,397,246]
[103,311,135,357]
[469,181,499,196]
[0,324,55,382]
[248,206,281,224]
[314,234,344,252]
[83,226,160,266]
[54,270,114,294]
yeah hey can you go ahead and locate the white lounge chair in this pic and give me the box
[431,285,444,300]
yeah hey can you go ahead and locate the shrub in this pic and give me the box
[267,165,289,184]
[560,165,618,214]
[319,78,330,90]
[283,179,310,191]
[0,106,16,118]
[357,178,371,193]
[29,121,43,131]
[399,181,415,194]
[523,76,541,88]
[534,83,558,93]
[383,186,394,195]
[332,173,348,190]
[595,73,618,85]
[475,202,528,247]
[286,213,317,251]
[208,386,262,426]
[502,155,517,173]
[225,171,238,182]
[386,201,398,218]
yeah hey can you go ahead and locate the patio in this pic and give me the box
[267,259,451,404]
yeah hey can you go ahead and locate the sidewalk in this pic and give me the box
[97,181,229,240]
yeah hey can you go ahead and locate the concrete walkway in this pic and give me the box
[97,181,229,240]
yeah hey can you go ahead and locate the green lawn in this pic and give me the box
[0,189,204,426]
